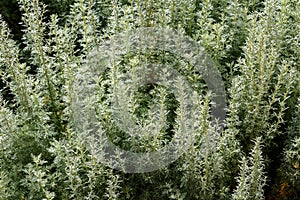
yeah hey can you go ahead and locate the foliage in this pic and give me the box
[0,0,299,199]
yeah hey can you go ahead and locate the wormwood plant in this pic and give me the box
[0,0,299,199]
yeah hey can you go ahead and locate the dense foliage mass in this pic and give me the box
[0,0,299,199]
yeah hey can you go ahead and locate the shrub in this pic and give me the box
[0,0,299,199]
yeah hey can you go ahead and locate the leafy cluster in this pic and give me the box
[0,0,299,199]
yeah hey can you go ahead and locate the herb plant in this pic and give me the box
[0,0,299,199]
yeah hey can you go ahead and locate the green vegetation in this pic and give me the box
[0,0,299,199]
